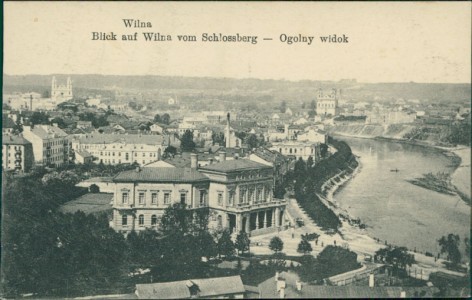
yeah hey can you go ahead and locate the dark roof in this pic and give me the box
[199,159,271,173]
[113,167,209,183]
[136,276,245,299]
[59,193,113,214]
[75,150,93,157]
[252,147,288,164]
[75,133,164,145]
[2,115,16,128]
[2,134,32,145]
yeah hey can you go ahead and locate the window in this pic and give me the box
[126,153,129,160]
[180,192,187,204]
[199,190,206,206]
[151,192,158,205]
[122,215,127,226]
[229,191,234,206]
[138,192,145,205]
[122,192,129,204]
[217,192,223,206]
[164,192,171,204]
[151,215,158,226]
[138,215,144,227]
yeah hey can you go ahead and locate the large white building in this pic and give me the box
[71,134,170,166]
[111,153,287,236]
[22,125,70,167]
[270,141,320,161]
[51,76,73,102]
[316,88,339,116]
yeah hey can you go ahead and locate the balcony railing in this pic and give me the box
[226,198,286,211]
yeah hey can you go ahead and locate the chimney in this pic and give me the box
[296,280,302,291]
[276,277,286,294]
[279,287,285,299]
[191,153,198,169]
[369,273,374,288]
[219,151,226,162]
[275,272,279,282]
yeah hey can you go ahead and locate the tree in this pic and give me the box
[217,230,235,259]
[197,231,218,259]
[280,101,287,113]
[30,111,50,125]
[235,231,250,255]
[161,113,170,125]
[294,157,307,178]
[160,203,193,235]
[320,143,329,158]
[375,246,415,276]
[297,239,313,255]
[311,245,361,279]
[180,130,196,152]
[164,145,177,158]
[307,156,314,168]
[464,237,470,258]
[212,132,225,145]
[89,184,100,193]
[438,234,462,265]
[244,134,259,149]
[269,236,284,254]
[153,114,161,123]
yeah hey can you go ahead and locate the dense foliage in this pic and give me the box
[281,138,358,230]
[438,234,462,266]
[269,236,284,254]
[296,246,360,282]
[375,246,415,276]
[180,130,196,152]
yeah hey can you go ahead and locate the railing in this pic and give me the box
[227,198,286,211]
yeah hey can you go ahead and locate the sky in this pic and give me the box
[4,1,471,83]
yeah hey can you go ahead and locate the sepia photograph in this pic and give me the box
[2,1,471,299]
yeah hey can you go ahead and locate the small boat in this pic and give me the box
[390,168,399,172]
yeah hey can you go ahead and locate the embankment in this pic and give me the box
[291,138,359,231]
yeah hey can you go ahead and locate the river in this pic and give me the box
[334,136,470,256]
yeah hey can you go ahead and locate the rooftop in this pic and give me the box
[199,158,271,173]
[135,275,245,299]
[59,193,113,215]
[2,134,32,145]
[113,167,209,183]
[25,125,68,139]
[75,133,165,145]
[2,114,16,128]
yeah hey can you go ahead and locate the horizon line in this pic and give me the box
[3,73,471,85]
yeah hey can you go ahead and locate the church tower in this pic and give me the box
[225,112,231,148]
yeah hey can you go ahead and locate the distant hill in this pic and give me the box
[3,74,470,103]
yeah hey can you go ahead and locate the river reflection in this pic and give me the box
[335,137,470,257]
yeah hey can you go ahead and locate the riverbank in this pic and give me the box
[331,131,470,206]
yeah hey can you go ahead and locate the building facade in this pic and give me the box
[51,76,73,102]
[112,166,210,233]
[270,141,320,161]
[111,153,287,236]
[71,134,168,166]
[22,125,70,167]
[2,135,34,172]
[316,88,339,116]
